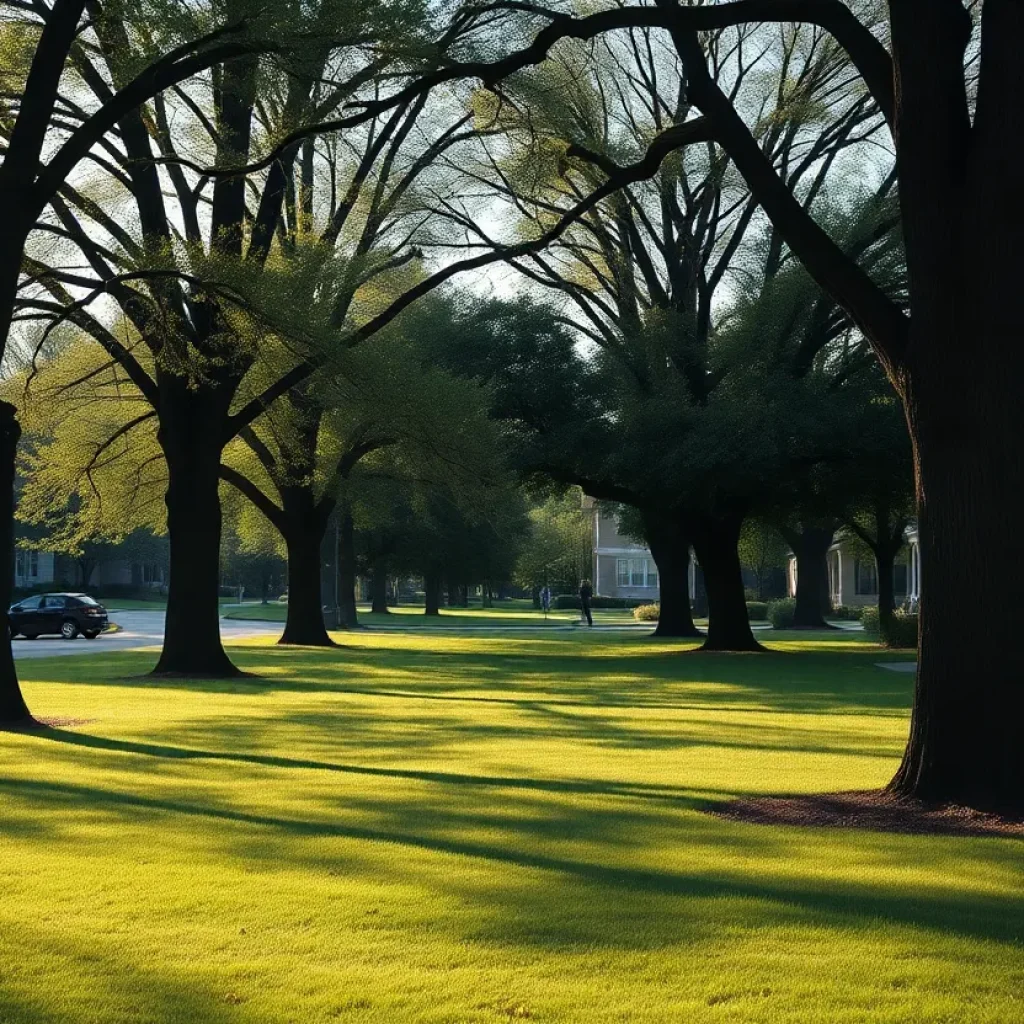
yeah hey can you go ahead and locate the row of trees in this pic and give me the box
[1,1,1018,811]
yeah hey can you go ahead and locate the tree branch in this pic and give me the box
[219,464,286,531]
[674,30,909,374]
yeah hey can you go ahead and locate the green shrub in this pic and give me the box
[767,598,796,629]
[860,606,918,648]
[885,611,918,649]
[860,606,880,633]
[745,601,769,621]
[552,595,646,610]
[830,604,862,621]
[633,603,660,621]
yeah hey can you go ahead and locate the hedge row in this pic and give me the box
[861,606,918,648]
[552,595,647,610]
[630,601,773,622]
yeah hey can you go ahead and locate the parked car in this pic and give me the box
[8,593,110,640]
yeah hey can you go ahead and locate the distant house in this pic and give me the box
[12,545,167,592]
[787,526,920,609]
[586,499,700,601]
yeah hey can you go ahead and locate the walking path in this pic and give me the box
[11,610,278,661]
[11,606,870,660]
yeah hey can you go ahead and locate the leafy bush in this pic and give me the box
[886,611,919,648]
[859,606,879,633]
[862,605,918,648]
[830,604,862,621]
[767,598,796,629]
[745,601,769,621]
[552,595,645,610]
[633,603,660,621]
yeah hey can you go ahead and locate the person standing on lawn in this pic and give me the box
[579,579,594,627]
[540,585,552,615]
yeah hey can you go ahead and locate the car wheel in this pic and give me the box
[60,619,79,640]
[84,631,99,640]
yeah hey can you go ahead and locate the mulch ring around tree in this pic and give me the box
[37,717,94,729]
[0,717,95,732]
[711,790,1024,839]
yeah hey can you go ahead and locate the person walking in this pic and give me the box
[579,579,594,627]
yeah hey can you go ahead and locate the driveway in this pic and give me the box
[11,609,279,660]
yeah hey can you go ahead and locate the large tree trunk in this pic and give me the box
[152,385,238,677]
[0,402,33,725]
[424,572,442,616]
[886,6,1024,810]
[78,556,97,588]
[689,509,762,653]
[338,509,359,628]
[890,337,1024,810]
[370,567,389,614]
[280,525,332,647]
[874,543,899,641]
[783,525,837,629]
[642,508,701,639]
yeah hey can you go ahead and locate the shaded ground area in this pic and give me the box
[714,790,1024,838]
[2,630,1020,1023]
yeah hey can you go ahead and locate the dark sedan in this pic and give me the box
[8,593,110,640]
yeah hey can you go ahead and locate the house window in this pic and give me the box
[15,549,39,580]
[894,563,908,595]
[854,558,878,596]
[142,563,161,584]
[616,559,630,587]
[616,558,657,588]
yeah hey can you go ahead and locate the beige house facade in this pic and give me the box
[787,526,920,609]
[586,501,697,601]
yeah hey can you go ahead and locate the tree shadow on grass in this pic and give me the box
[18,632,905,718]
[33,727,722,806]
[0,918,245,1024]
[2,774,1021,950]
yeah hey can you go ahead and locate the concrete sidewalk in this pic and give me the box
[12,609,279,660]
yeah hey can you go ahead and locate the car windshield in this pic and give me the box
[75,595,100,606]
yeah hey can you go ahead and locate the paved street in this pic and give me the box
[11,609,279,660]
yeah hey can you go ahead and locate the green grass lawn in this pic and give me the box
[2,631,1018,1024]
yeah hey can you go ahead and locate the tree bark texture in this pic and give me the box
[884,0,1024,810]
[338,509,359,628]
[0,402,33,724]
[689,509,762,652]
[424,572,442,616]
[152,383,238,676]
[783,525,837,629]
[642,508,701,638]
[889,325,1024,809]
[370,567,389,614]
[280,527,332,647]
[278,487,333,646]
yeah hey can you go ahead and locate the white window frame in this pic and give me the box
[15,548,39,580]
[616,557,658,588]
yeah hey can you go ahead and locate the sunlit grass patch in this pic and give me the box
[2,631,1020,1023]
